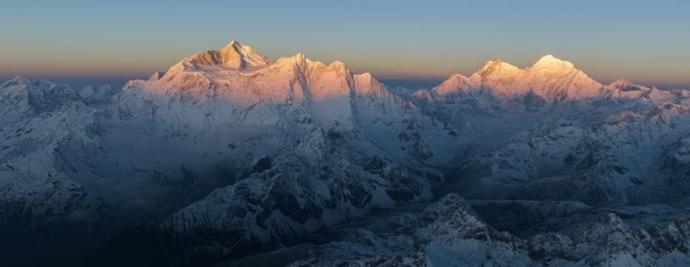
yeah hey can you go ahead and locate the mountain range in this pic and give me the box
[2,41,690,267]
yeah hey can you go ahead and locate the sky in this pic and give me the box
[1,0,689,89]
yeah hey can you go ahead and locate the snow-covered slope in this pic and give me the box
[411,56,690,207]
[106,41,454,260]
[430,83,690,206]
[433,55,604,101]
[229,194,690,267]
[0,77,116,265]
[4,42,690,266]
[0,77,101,218]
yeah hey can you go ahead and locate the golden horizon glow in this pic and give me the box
[2,1,689,88]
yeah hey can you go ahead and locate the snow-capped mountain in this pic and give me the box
[113,41,456,261]
[3,41,690,266]
[433,55,604,101]
[0,41,450,264]
[402,55,690,209]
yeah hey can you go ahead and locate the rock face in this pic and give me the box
[3,41,690,266]
[185,40,272,70]
[257,195,690,267]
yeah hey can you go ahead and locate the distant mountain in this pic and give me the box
[433,55,603,100]
[3,41,690,266]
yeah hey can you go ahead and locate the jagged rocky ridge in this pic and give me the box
[223,195,690,266]
[2,41,690,266]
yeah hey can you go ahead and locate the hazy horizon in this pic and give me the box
[2,0,690,89]
[2,70,689,92]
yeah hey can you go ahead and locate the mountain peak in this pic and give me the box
[224,40,241,48]
[328,60,348,69]
[433,73,473,96]
[354,72,386,95]
[181,40,271,70]
[290,52,306,62]
[2,76,30,87]
[531,54,575,71]
[538,54,558,61]
[217,40,271,68]
[434,54,603,100]
[279,53,308,67]
[478,60,519,75]
[611,77,633,86]
[481,59,514,69]
[609,77,649,92]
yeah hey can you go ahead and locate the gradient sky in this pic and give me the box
[1,0,689,89]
